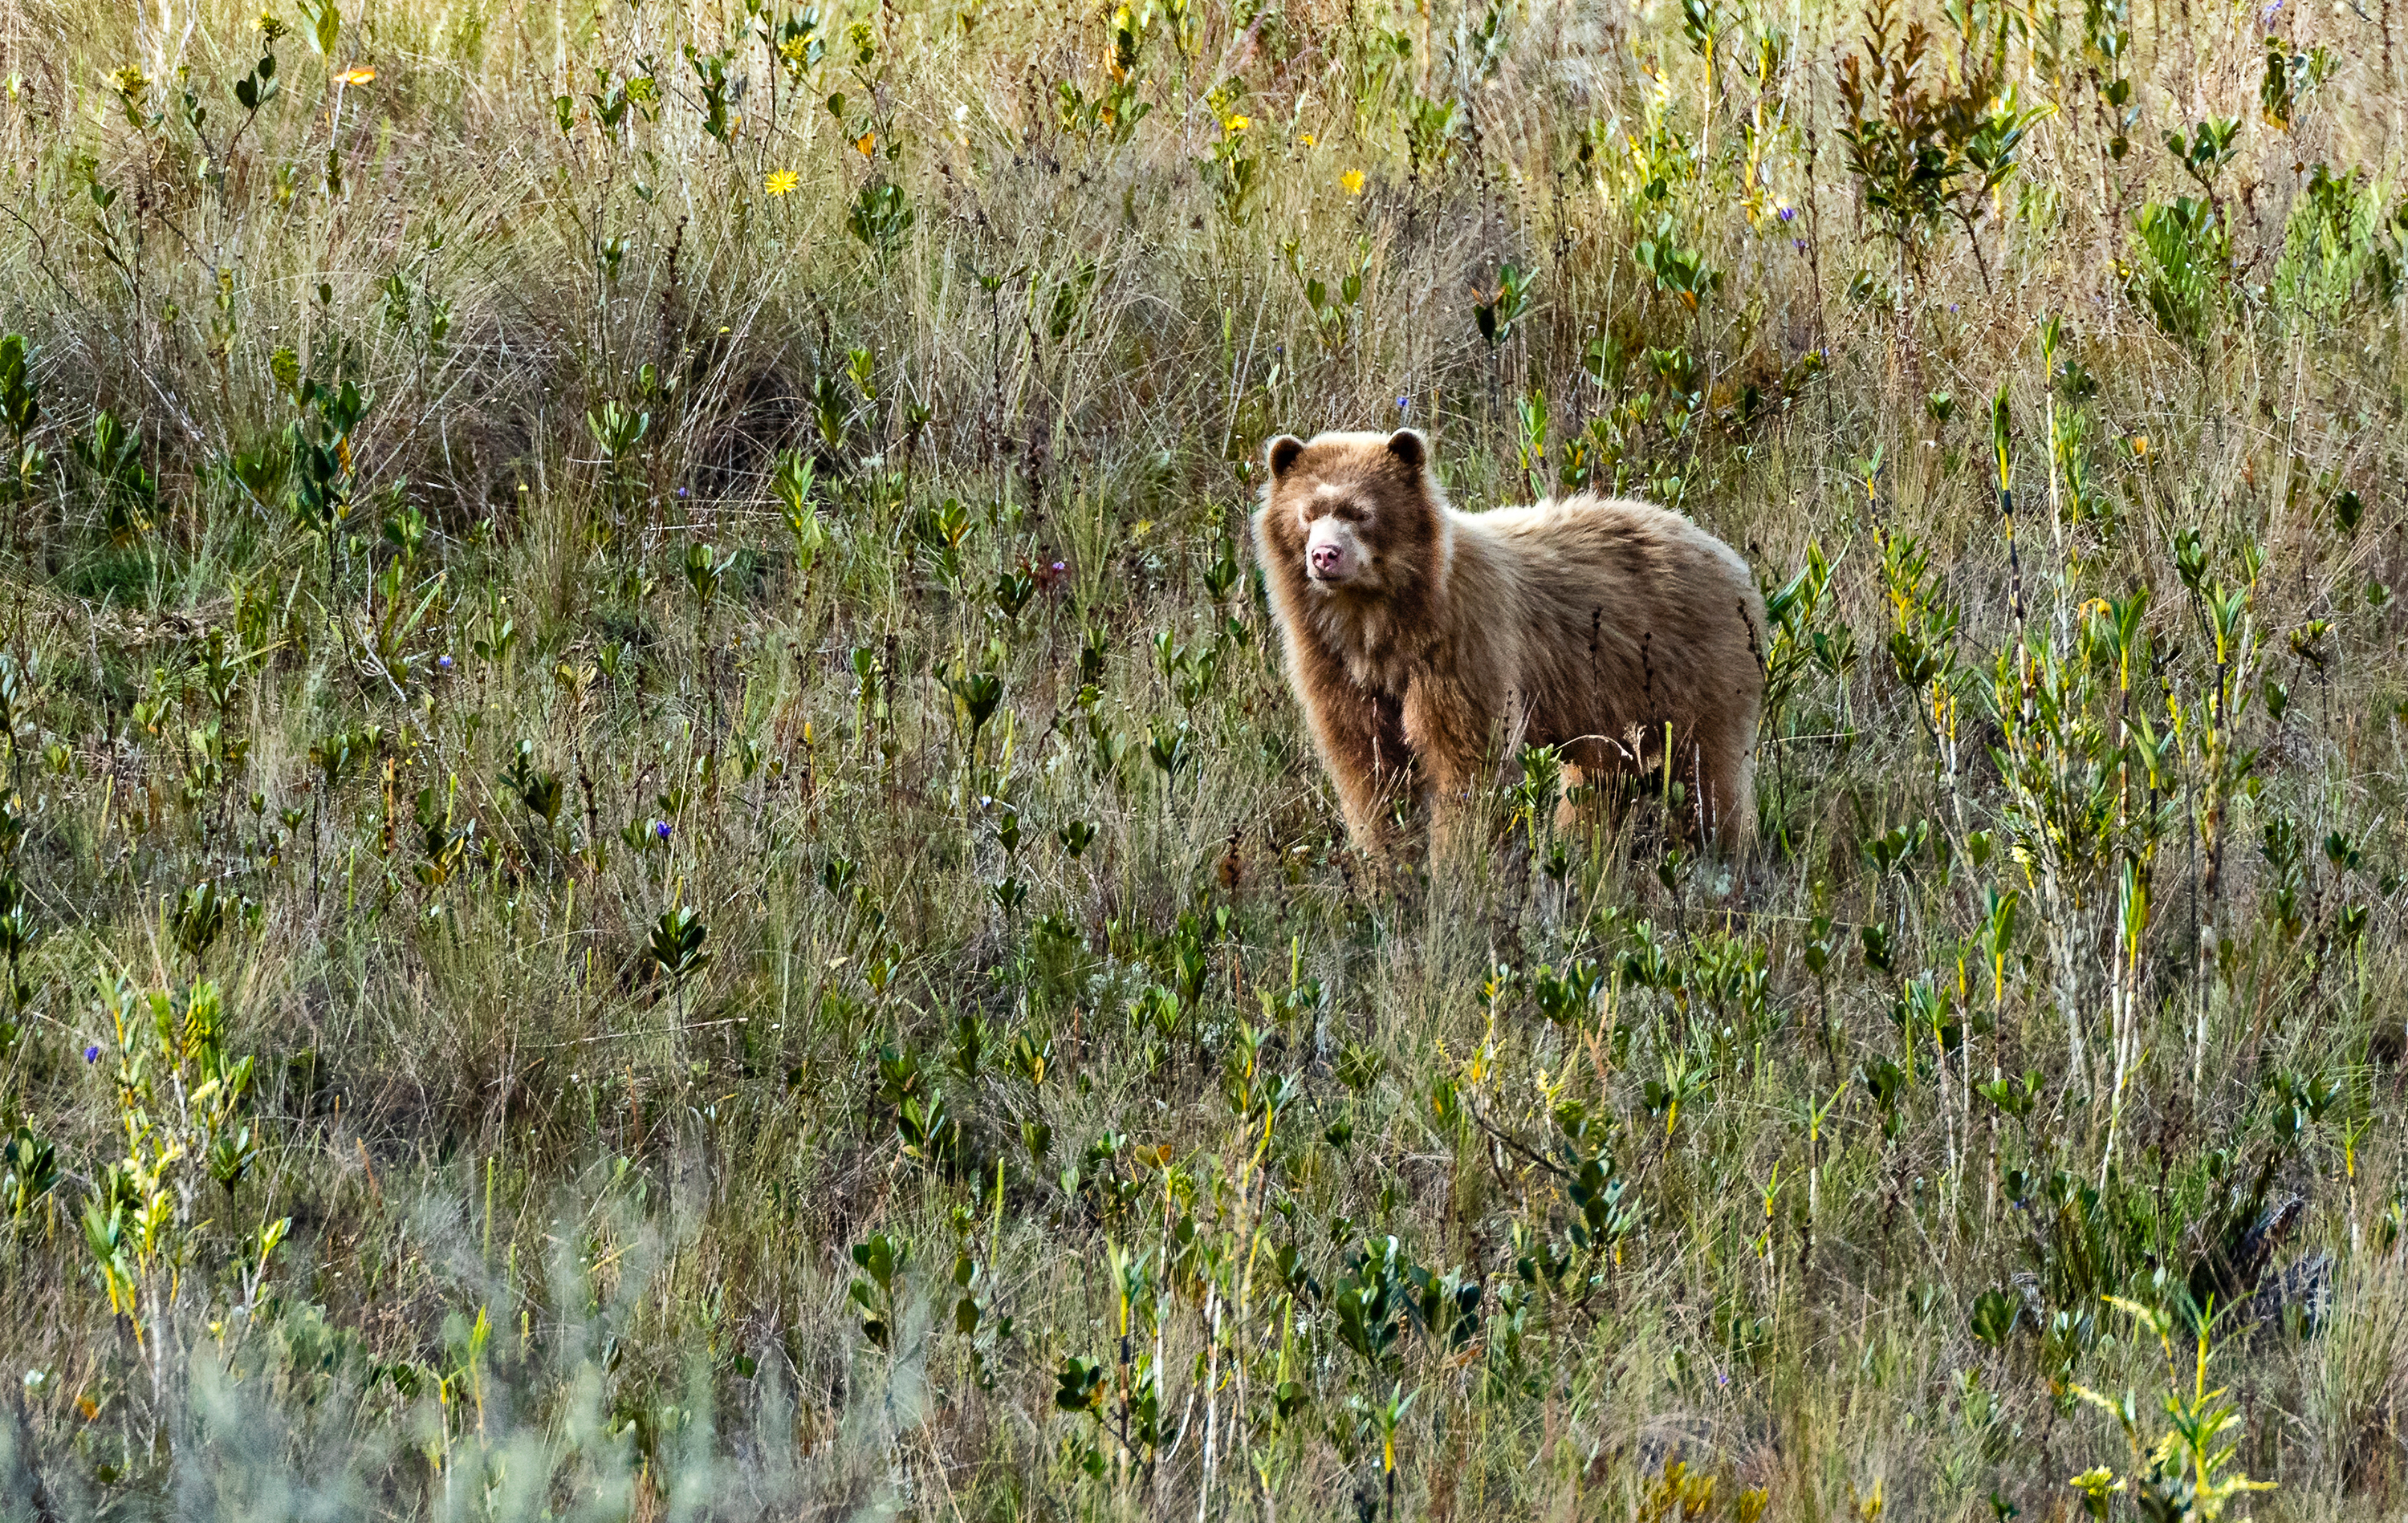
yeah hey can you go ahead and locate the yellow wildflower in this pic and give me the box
[1296,132,1316,146]
[1341,169,1365,195]
[856,132,876,156]
[1223,114,1251,133]
[765,169,800,196]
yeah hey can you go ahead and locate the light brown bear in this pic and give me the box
[1253,428,1764,852]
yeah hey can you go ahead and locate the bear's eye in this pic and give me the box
[1330,500,1367,524]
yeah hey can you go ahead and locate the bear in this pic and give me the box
[1252,428,1765,854]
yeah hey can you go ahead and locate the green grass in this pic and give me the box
[0,0,2406,1517]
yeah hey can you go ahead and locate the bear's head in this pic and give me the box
[1256,429,1443,603]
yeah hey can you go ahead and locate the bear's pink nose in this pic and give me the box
[1309,543,1344,576]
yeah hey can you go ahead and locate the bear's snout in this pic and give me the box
[1304,520,1362,584]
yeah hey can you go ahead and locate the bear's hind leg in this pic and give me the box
[1554,756,1625,847]
[1696,718,1756,849]
[1553,761,1589,837]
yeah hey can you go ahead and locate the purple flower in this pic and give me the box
[83,1043,100,1063]
[1397,394,1411,413]
[1777,205,1796,223]
[2263,0,2280,19]
[1792,238,1806,253]
[1051,561,1066,573]
[654,821,672,841]
[437,654,454,671]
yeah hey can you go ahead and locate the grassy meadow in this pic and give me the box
[2,0,2407,1516]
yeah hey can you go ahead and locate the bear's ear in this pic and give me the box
[1266,435,1305,481]
[1385,428,1428,471]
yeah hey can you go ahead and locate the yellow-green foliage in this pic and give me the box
[0,0,2403,1517]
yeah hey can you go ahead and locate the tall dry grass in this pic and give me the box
[0,0,2402,1517]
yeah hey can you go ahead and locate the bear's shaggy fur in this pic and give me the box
[1253,428,1766,851]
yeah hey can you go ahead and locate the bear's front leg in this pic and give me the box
[1401,676,1492,857]
[1300,679,1410,851]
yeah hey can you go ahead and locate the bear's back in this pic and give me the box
[1443,491,1763,742]
[1452,494,1751,615]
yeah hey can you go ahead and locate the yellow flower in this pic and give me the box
[765,169,799,196]
[1296,132,1316,147]
[856,132,876,156]
[1341,169,1365,195]
[2130,434,2150,461]
[335,65,376,85]
[1223,113,1251,133]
